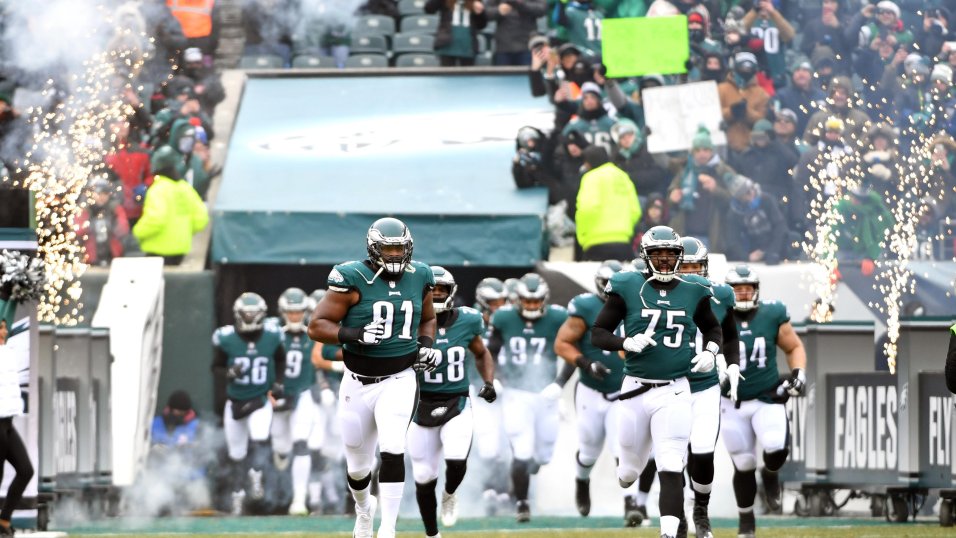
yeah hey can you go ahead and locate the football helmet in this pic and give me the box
[679,237,708,277]
[595,259,624,300]
[431,266,458,313]
[631,258,648,273]
[278,287,310,332]
[475,277,507,314]
[233,292,267,333]
[515,273,549,320]
[367,217,413,275]
[725,264,760,311]
[503,277,521,305]
[640,225,683,282]
[309,289,326,311]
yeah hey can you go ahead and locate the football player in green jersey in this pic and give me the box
[269,288,335,515]
[308,217,437,538]
[676,237,740,538]
[408,267,497,538]
[474,277,508,325]
[591,226,723,538]
[212,292,286,515]
[720,265,806,538]
[486,272,569,523]
[555,260,645,526]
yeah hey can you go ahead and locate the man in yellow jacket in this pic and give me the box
[133,146,209,266]
[575,146,642,261]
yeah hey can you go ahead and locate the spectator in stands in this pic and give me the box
[0,92,26,168]
[132,147,209,266]
[426,0,489,67]
[772,108,806,157]
[560,82,614,151]
[358,0,401,22]
[853,30,907,122]
[609,118,669,202]
[138,0,188,81]
[527,35,553,97]
[0,287,33,537]
[741,0,796,89]
[553,129,589,216]
[667,126,734,251]
[699,50,727,83]
[799,0,852,75]
[243,0,296,67]
[167,118,211,199]
[556,0,603,59]
[486,0,546,66]
[293,1,351,68]
[833,180,894,263]
[846,1,913,57]
[861,123,898,196]
[167,0,219,60]
[512,125,559,196]
[106,119,152,225]
[729,119,799,215]
[810,46,838,93]
[894,54,933,144]
[76,177,131,267]
[719,51,770,154]
[575,145,641,261]
[929,64,956,137]
[646,0,705,18]
[109,2,152,81]
[152,390,200,451]
[804,76,870,146]
[182,48,226,115]
[723,175,788,264]
[920,7,956,62]
[929,134,956,218]
[151,85,215,149]
[793,116,851,235]
[632,193,668,251]
[772,61,825,138]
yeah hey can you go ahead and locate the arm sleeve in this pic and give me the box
[720,308,739,359]
[591,293,627,351]
[273,344,286,383]
[693,296,722,348]
[529,69,547,97]
[945,329,956,394]
[486,327,503,360]
[605,79,628,110]
[554,360,576,387]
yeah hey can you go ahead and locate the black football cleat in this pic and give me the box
[516,500,531,523]
[624,495,644,527]
[575,478,591,516]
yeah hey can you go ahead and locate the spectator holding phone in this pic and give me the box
[486,0,546,66]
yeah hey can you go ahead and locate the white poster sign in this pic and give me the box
[643,81,726,154]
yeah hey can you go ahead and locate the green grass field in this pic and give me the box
[57,515,956,537]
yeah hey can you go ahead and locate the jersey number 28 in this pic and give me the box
[423,346,466,384]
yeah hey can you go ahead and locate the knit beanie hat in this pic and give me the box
[691,125,713,150]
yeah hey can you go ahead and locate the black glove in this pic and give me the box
[478,381,497,403]
[271,382,286,401]
[226,362,244,381]
[731,99,748,120]
[786,368,806,396]
[575,356,610,381]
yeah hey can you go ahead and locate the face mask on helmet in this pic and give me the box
[278,287,309,332]
[475,278,507,315]
[678,237,708,277]
[725,265,760,311]
[516,274,549,319]
[234,293,267,333]
[431,266,458,314]
[641,226,683,282]
[367,218,414,275]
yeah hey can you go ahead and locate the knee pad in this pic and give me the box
[446,459,467,476]
[656,451,685,474]
[688,451,715,486]
[731,452,757,472]
[379,451,405,483]
[347,472,371,490]
[293,440,310,457]
[763,448,789,472]
[577,450,597,469]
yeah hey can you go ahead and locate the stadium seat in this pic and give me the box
[391,32,435,55]
[477,34,489,54]
[354,15,397,38]
[482,20,497,37]
[238,54,284,69]
[291,54,337,68]
[537,16,549,34]
[344,54,389,69]
[401,14,439,34]
[475,51,493,66]
[398,0,426,16]
[351,34,388,55]
[395,53,440,68]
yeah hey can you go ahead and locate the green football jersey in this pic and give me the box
[688,281,736,393]
[562,115,616,151]
[565,6,603,57]
[749,20,787,85]
[282,330,316,397]
[327,260,436,358]
[567,293,625,394]
[320,342,343,391]
[419,307,485,395]
[491,304,568,393]
[732,300,790,402]
[213,324,283,401]
[605,271,713,380]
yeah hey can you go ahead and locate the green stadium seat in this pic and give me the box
[344,54,389,69]
[395,53,441,68]
[401,14,439,34]
[351,34,388,55]
[291,54,338,68]
[239,54,284,69]
[354,15,397,38]
[475,51,493,66]
[398,0,426,16]
[391,32,435,54]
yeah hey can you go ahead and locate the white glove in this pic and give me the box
[413,347,440,372]
[622,332,657,353]
[320,388,336,408]
[716,353,729,384]
[360,318,387,345]
[690,342,719,373]
[329,361,345,373]
[540,382,562,401]
[726,363,744,402]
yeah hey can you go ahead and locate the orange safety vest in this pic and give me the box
[167,0,214,39]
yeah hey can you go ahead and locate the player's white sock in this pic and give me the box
[378,481,404,533]
[636,491,649,506]
[350,482,372,511]
[291,455,311,505]
[660,515,679,536]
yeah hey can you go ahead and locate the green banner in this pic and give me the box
[602,16,689,77]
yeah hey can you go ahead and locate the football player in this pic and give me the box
[474,277,508,325]
[308,217,437,538]
[555,260,644,527]
[721,265,806,538]
[408,267,497,538]
[676,237,740,538]
[591,226,723,538]
[270,287,335,515]
[212,292,286,515]
[308,288,345,513]
[486,273,569,522]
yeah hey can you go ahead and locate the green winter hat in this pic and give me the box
[691,125,713,150]
[752,119,773,134]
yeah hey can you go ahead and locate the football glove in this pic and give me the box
[690,342,719,373]
[270,382,286,401]
[541,382,562,401]
[413,347,440,373]
[226,362,244,381]
[786,368,806,396]
[478,381,497,403]
[622,332,657,354]
[575,356,610,381]
[359,318,388,345]
[726,363,744,402]
[320,388,336,408]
